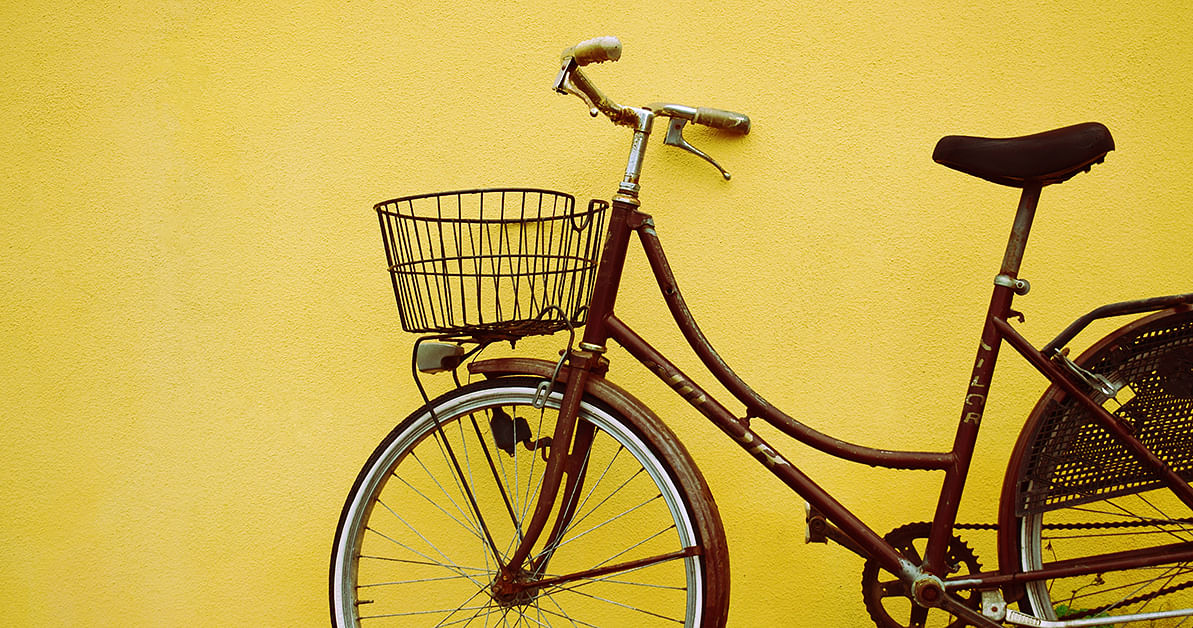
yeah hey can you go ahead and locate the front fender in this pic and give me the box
[468,357,653,428]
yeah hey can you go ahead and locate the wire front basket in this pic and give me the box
[376,188,608,340]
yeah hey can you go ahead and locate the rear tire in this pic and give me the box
[330,376,729,627]
[1010,308,1193,624]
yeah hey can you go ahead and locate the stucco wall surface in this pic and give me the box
[2,1,1191,626]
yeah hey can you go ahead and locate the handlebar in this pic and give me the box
[650,103,752,135]
[556,37,750,135]
[555,36,750,181]
[560,36,622,67]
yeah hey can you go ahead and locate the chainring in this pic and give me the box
[861,522,983,628]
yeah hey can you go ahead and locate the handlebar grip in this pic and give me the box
[693,107,751,135]
[564,36,622,67]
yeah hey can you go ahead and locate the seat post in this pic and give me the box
[1000,184,1043,277]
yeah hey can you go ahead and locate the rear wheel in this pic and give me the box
[330,376,729,627]
[1011,308,1193,624]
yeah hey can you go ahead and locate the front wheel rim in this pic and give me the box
[331,382,708,627]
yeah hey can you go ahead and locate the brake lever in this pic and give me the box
[663,117,732,180]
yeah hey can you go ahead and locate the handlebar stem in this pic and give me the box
[620,108,656,193]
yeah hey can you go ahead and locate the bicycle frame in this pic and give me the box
[489,111,1193,623]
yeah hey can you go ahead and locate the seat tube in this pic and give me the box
[925,185,1042,574]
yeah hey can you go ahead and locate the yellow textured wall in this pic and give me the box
[3,1,1190,626]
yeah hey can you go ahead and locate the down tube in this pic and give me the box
[604,314,915,578]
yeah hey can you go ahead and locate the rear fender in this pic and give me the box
[996,305,1193,601]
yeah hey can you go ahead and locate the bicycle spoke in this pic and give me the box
[428,422,505,565]
[1137,566,1186,614]
[1103,494,1193,543]
[533,463,647,563]
[533,600,596,628]
[393,471,485,542]
[520,405,552,525]
[542,563,689,597]
[359,554,492,573]
[466,411,522,542]
[591,524,678,571]
[509,608,549,628]
[1063,503,1186,523]
[359,603,492,621]
[545,594,588,628]
[365,524,488,589]
[431,599,502,628]
[428,585,491,627]
[519,435,599,569]
[550,584,685,624]
[538,493,662,556]
[556,572,687,592]
[535,547,697,592]
[375,497,478,569]
[359,573,482,587]
[332,380,720,627]
[1043,528,1193,541]
[1062,564,1193,609]
[408,449,480,537]
[555,446,630,540]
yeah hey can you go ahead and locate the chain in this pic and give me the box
[949,518,1193,621]
[953,522,998,530]
[953,517,1193,531]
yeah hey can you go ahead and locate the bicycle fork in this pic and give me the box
[493,151,646,599]
[490,346,606,601]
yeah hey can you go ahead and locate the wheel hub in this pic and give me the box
[491,569,541,608]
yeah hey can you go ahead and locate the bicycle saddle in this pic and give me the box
[933,122,1114,188]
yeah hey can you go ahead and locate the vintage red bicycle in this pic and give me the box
[331,37,1193,627]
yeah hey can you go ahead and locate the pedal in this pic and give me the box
[805,501,869,558]
[980,590,1007,622]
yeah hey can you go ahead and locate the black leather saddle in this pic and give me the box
[933,122,1114,188]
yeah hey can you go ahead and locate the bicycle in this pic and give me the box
[330,37,1193,627]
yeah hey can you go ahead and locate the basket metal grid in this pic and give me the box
[375,188,608,340]
[1018,309,1193,516]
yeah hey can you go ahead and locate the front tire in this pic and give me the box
[330,376,729,627]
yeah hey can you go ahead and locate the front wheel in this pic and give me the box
[330,376,729,627]
[1009,307,1193,625]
